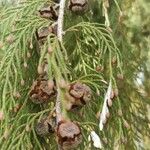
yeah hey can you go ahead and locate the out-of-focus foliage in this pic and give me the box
[122,0,150,148]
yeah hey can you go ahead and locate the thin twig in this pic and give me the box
[57,0,66,42]
[56,88,62,124]
[55,0,66,125]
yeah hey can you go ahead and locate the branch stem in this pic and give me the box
[57,0,66,42]
[55,0,66,125]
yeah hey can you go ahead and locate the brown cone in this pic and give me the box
[29,77,56,104]
[36,26,53,40]
[57,120,82,150]
[68,0,88,14]
[36,25,57,46]
[35,116,56,136]
[69,82,92,109]
[39,4,59,20]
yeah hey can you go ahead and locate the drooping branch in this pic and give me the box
[55,0,66,124]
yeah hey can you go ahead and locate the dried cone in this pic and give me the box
[36,25,57,45]
[36,26,53,40]
[69,82,92,110]
[29,77,56,104]
[39,4,59,20]
[57,120,82,150]
[6,34,15,44]
[35,116,56,136]
[68,0,88,14]
[96,65,104,72]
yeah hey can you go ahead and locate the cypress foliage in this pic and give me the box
[0,0,149,149]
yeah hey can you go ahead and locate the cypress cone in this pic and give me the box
[29,77,56,104]
[68,0,88,14]
[35,115,56,136]
[57,120,82,150]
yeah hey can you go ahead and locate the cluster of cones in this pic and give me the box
[29,0,90,149]
[35,113,82,150]
[36,0,88,46]
[29,77,91,109]
[30,78,91,149]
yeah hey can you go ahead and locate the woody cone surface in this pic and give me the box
[68,0,88,14]
[35,116,56,136]
[68,82,92,109]
[57,120,82,150]
[29,78,56,104]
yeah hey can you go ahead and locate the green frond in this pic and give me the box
[0,0,149,149]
